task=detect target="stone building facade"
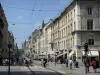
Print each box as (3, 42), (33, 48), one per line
(25, 0), (100, 63)
(0, 3), (9, 64)
(0, 3), (8, 50)
(50, 0), (100, 64)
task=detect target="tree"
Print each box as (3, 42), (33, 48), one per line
(18, 49), (25, 55)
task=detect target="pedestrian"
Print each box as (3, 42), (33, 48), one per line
(91, 59), (97, 73)
(69, 58), (73, 70)
(65, 58), (68, 67)
(75, 60), (79, 68)
(84, 58), (90, 73)
(50, 58), (53, 63)
(43, 58), (47, 67)
(96, 58), (99, 72)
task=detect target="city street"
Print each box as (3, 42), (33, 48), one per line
(0, 0), (100, 75)
(0, 61), (100, 75)
(31, 60), (100, 75)
(0, 61), (62, 75)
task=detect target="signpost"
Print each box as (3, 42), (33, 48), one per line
(8, 43), (12, 75)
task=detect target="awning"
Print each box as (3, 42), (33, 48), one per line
(68, 51), (75, 58)
(56, 52), (67, 58)
(82, 51), (99, 56)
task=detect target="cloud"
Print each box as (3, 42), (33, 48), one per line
(16, 16), (23, 20)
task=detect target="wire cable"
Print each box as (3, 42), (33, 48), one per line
(3, 5), (63, 11)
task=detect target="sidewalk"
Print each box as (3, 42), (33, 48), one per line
(48, 62), (70, 75)
(48, 62), (100, 75)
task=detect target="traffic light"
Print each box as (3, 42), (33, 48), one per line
(84, 43), (88, 52)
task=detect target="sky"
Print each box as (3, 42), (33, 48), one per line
(0, 0), (72, 49)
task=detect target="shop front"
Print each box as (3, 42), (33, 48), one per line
(82, 50), (99, 62)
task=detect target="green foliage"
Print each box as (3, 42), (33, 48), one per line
(19, 49), (25, 55)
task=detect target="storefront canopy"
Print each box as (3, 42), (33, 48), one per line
(82, 51), (99, 56)
(56, 52), (67, 58)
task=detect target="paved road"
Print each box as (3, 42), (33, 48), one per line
(32, 60), (100, 75)
(0, 60), (99, 75)
(0, 66), (23, 75)
(0, 63), (61, 75)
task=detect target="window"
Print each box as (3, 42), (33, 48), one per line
(88, 39), (94, 45)
(74, 9), (75, 17)
(87, 7), (92, 15)
(64, 28), (65, 36)
(73, 37), (74, 46)
(87, 20), (93, 30)
(68, 26), (69, 34)
(74, 22), (76, 30)
(71, 24), (72, 32)
(62, 41), (63, 48)
(64, 41), (65, 48)
(66, 27), (67, 36)
(66, 40), (67, 48)
(68, 14), (69, 21)
(66, 16), (67, 23)
(71, 12), (72, 19)
(59, 31), (61, 38)
(62, 29), (63, 37)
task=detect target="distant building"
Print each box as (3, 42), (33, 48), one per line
(8, 31), (15, 50)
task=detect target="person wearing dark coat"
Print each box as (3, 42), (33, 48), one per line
(96, 59), (99, 72)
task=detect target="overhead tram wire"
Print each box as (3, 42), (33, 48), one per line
(8, 21), (33, 25)
(30, 0), (36, 21)
(3, 5), (62, 12)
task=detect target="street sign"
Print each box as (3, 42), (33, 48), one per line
(8, 43), (12, 49)
(76, 45), (81, 49)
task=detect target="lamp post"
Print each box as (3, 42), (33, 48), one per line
(8, 42), (12, 75)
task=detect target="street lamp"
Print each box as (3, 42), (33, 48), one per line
(8, 42), (12, 75)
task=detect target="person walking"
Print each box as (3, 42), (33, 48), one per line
(65, 58), (68, 67)
(84, 58), (90, 73)
(91, 59), (97, 73)
(96, 58), (99, 72)
(43, 58), (47, 67)
(69, 59), (73, 70)
(75, 60), (79, 68)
